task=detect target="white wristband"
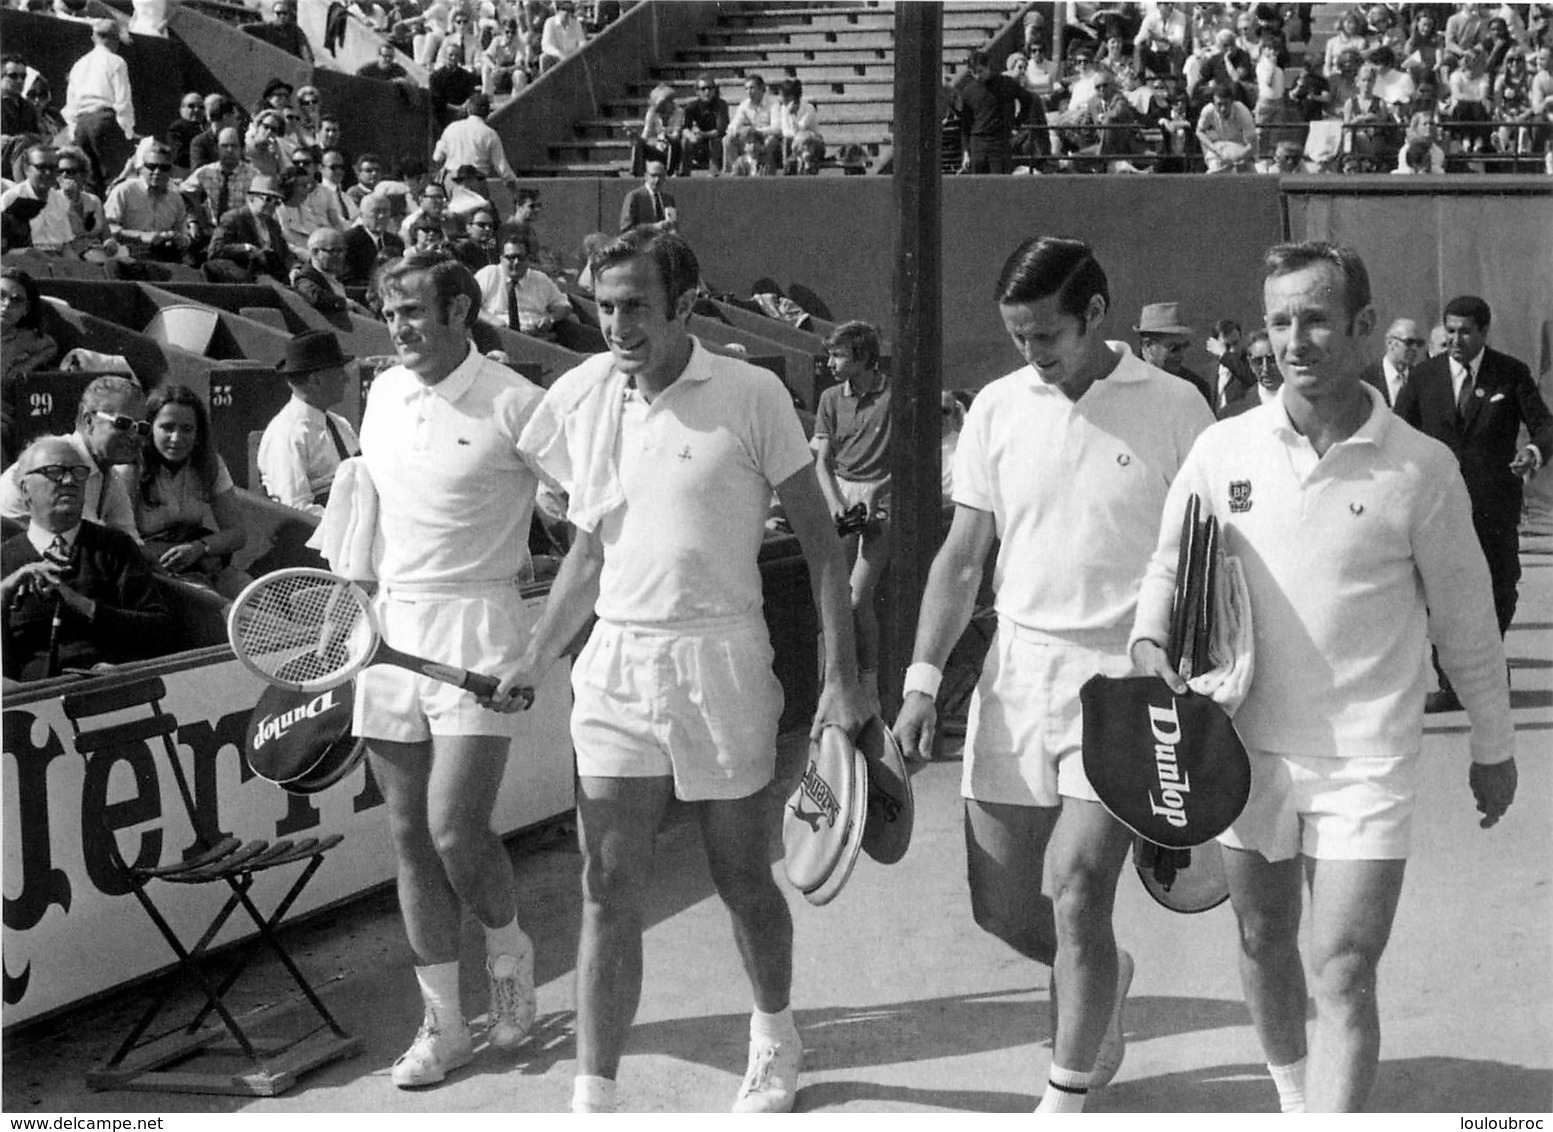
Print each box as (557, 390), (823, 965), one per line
(903, 662), (943, 700)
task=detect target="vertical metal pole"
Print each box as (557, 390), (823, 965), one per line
(883, 2), (943, 710)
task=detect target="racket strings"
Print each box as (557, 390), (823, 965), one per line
(234, 575), (370, 684)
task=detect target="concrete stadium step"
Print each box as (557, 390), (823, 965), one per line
(695, 28), (992, 51)
(606, 87), (896, 116)
(650, 63), (901, 84)
(555, 123), (890, 155)
(713, 10), (1019, 33)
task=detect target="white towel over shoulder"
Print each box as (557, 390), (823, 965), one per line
(304, 456), (383, 580)
(517, 351), (629, 533)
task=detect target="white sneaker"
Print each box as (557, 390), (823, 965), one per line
(391, 1011), (474, 1088)
(731, 1036), (802, 1113)
(1090, 949), (1134, 1089)
(486, 938), (537, 1050)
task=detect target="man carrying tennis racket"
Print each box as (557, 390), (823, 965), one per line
(892, 236), (1213, 1112)
(358, 251), (547, 1088)
(497, 228), (868, 1113)
(1130, 242), (1517, 1112)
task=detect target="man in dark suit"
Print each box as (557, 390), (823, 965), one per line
(618, 160), (677, 233)
(1359, 317), (1424, 407)
(1395, 294), (1553, 711)
(341, 191), (404, 289)
(205, 173), (292, 283)
(2, 436), (168, 683)
(1220, 329), (1280, 418)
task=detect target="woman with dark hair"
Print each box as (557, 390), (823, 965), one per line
(136, 383), (249, 597)
(1, 267), (60, 465)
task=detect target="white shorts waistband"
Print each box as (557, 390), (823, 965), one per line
(995, 616), (1131, 649)
(600, 612), (766, 638)
(380, 576), (524, 602)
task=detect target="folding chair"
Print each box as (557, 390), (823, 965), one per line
(62, 676), (361, 1096)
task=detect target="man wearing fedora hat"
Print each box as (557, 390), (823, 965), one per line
(257, 330), (359, 517)
(205, 173), (292, 283)
(62, 19), (137, 196)
(1136, 301), (1214, 407)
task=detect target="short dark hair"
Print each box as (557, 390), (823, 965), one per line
(994, 235), (1110, 321)
(397, 156), (428, 180)
(465, 92), (491, 117)
(356, 151), (385, 169)
(319, 112), (341, 127)
(1262, 241), (1372, 320)
(967, 50), (990, 69)
(1211, 82), (1236, 101)
(824, 320), (882, 368)
(206, 94), (235, 121)
(1443, 295), (1491, 332)
(515, 188), (541, 206)
(1212, 318), (1242, 339)
(0, 266), (46, 332)
(589, 227), (700, 310)
(377, 250), (481, 328)
(783, 78), (803, 101)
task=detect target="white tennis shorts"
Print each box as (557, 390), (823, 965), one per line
(570, 615), (783, 802)
(962, 619), (1133, 808)
(353, 582), (533, 744)
(1218, 750), (1419, 862)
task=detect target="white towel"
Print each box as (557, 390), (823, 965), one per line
(517, 351), (629, 533)
(304, 456), (382, 580)
(1187, 551), (1255, 716)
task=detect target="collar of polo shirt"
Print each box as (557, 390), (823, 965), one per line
(399, 341), (480, 402)
(1267, 382), (1387, 446)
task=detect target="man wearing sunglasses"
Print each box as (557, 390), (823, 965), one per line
(2, 435), (168, 684)
(165, 91), (206, 171)
(0, 145), (76, 253)
(2, 54), (42, 172)
(205, 173), (292, 283)
(241, 1), (314, 65)
(0, 375), (144, 540)
(682, 74), (730, 175)
(104, 142), (189, 263)
(1359, 317), (1424, 408)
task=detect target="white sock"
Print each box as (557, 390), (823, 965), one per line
(482, 914), (530, 961)
(751, 1005), (798, 1045)
(1035, 1065), (1090, 1114)
(414, 961), (464, 1028)
(572, 1074), (617, 1113)
(1268, 1057), (1306, 1113)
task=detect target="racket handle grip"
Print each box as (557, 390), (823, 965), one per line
(459, 670), (535, 711)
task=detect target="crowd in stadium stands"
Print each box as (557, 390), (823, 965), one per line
(953, 3), (1553, 174)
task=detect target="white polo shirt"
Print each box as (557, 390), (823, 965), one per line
(1131, 385), (1514, 766)
(953, 342), (1212, 635)
(531, 340), (813, 625)
(359, 344), (543, 586)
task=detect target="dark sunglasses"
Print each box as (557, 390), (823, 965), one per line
(470, 219), (496, 228)
(29, 161), (58, 171)
(142, 162), (173, 172)
(56, 166), (83, 177)
(300, 97), (320, 105)
(183, 101), (204, 110)
(93, 411), (152, 435)
(1248, 354), (1277, 366)
(322, 162), (347, 169)
(1389, 336), (1426, 347)
(24, 464), (92, 485)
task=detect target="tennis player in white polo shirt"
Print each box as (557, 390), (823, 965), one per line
(360, 250), (546, 1088)
(496, 228), (868, 1114)
(893, 236), (1213, 1113)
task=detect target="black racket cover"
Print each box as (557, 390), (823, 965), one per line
(246, 680), (360, 792)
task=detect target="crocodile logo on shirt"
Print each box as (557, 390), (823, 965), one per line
(1229, 480), (1252, 513)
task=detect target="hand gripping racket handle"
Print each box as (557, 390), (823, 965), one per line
(391, 650), (534, 709)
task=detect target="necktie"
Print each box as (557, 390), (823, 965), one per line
(216, 172), (231, 220)
(651, 191), (662, 220)
(507, 277), (520, 330)
(43, 534), (71, 570)
(323, 414), (353, 460)
(336, 187), (349, 217)
(1456, 363), (1475, 420)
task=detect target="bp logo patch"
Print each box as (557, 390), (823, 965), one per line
(1228, 481), (1252, 513)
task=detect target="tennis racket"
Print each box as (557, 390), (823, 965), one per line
(227, 568), (532, 707)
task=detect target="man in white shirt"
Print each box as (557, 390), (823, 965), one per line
(892, 236), (1212, 1114)
(431, 93), (518, 200)
(0, 146), (77, 252)
(724, 74), (781, 174)
(257, 330), (359, 516)
(539, 0), (585, 71)
(773, 78), (823, 173)
(1132, 242), (1517, 1113)
(104, 142), (189, 263)
(0, 375), (143, 539)
(502, 228), (868, 1114)
(62, 19), (136, 196)
(474, 237), (572, 340)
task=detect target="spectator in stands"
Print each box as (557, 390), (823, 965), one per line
(775, 79), (824, 174)
(421, 7), (478, 71)
(52, 147), (113, 254)
(346, 152), (387, 210)
(1342, 63), (1397, 170)
(1021, 41), (1060, 102)
(1208, 317), (1254, 413)
(1445, 46), (1494, 155)
(1135, 302), (1212, 405)
(1, 145), (76, 253)
(1134, 1), (1190, 78)
(1445, 4), (1491, 68)
(1253, 39), (1288, 156)
(1494, 50), (1537, 156)
(315, 117), (349, 173)
(432, 93), (519, 199)
(360, 40), (411, 82)
(452, 202), (499, 269)
(408, 213), (448, 252)
(244, 110), (293, 179)
(188, 95), (239, 170)
(256, 330), (358, 518)
(165, 92), (205, 171)
(278, 150), (345, 253)
(291, 226), (371, 316)
(205, 173), (292, 283)
(632, 84), (684, 178)
(134, 383), (248, 598)
(292, 85), (325, 148)
(400, 179), (460, 244)
(960, 50), (1031, 174)
(105, 142), (188, 263)
(376, 156), (430, 223)
(1370, 46), (1416, 112)
(441, 163), (485, 217)
(1197, 83), (1258, 171)
(1402, 9), (1446, 85)
(1400, 83), (1447, 172)
(1097, 34), (1137, 87)
(341, 190), (404, 287)
(508, 189), (566, 278)
(540, 0), (586, 72)
(1219, 328), (1279, 416)
(62, 20), (136, 197)
(1289, 57), (1334, 123)
(475, 236), (573, 340)
(618, 159), (676, 232)
(2, 55), (42, 178)
(1360, 317), (1424, 407)
(682, 74), (729, 175)
(319, 148), (358, 221)
(1, 435), (169, 684)
(1324, 9), (1371, 77)
(1482, 16), (1518, 79)
(938, 389), (963, 507)
(725, 74), (781, 175)
(243, 0), (314, 65)
(181, 127), (257, 231)
(254, 78), (300, 143)
(482, 18), (526, 97)
(22, 76), (65, 153)
(0, 374), (144, 539)
(1, 268), (60, 416)
(1260, 137), (1308, 173)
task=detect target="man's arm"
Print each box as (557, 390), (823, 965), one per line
(1505, 355), (1553, 474)
(774, 463), (869, 738)
(811, 435), (845, 517)
(111, 55), (135, 138)
(890, 503), (997, 760)
(257, 427), (326, 516)
(490, 521), (603, 709)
